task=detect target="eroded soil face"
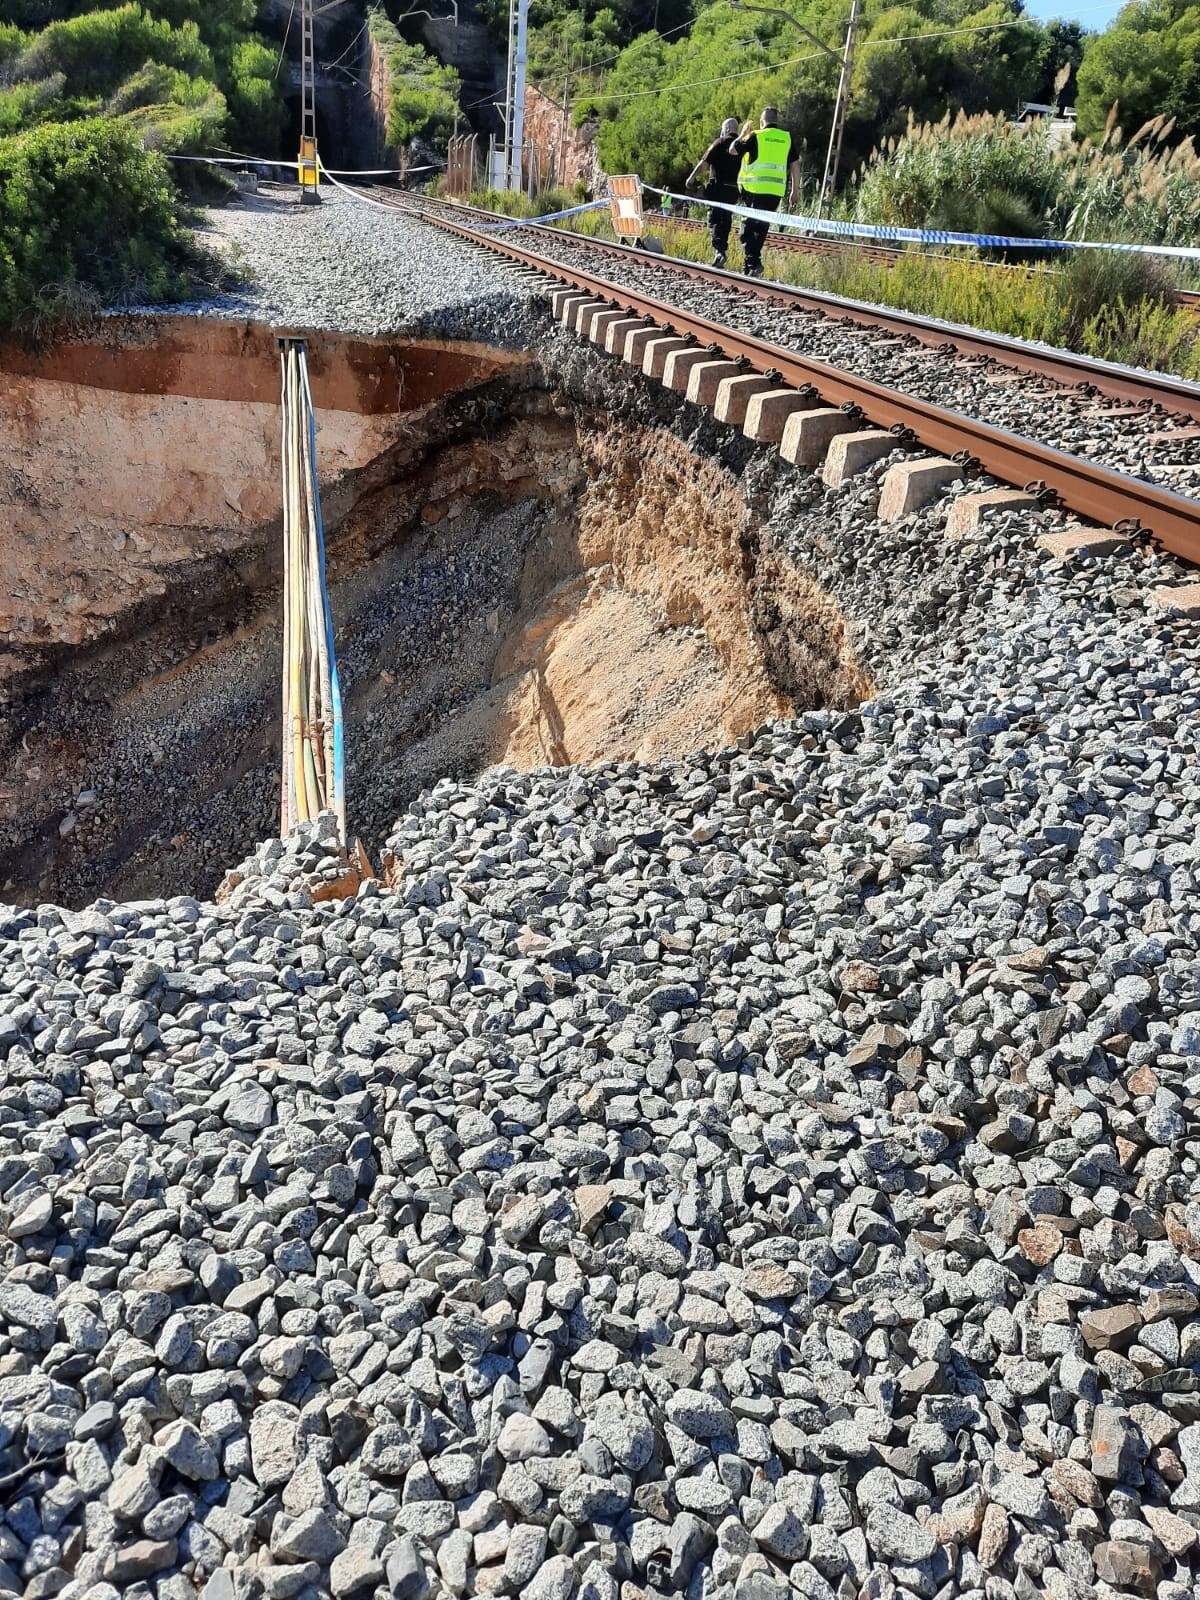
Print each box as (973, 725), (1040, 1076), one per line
(0, 323), (867, 907)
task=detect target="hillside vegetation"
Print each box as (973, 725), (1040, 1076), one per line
(369, 7), (461, 151)
(0, 0), (282, 154)
(4, 0), (1200, 336)
(0, 0), (284, 333)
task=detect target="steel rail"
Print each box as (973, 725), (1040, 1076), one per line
(376, 189), (1200, 422)
(409, 200), (1200, 565)
(412, 189), (1200, 304)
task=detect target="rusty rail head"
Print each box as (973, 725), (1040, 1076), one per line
(413, 203), (1200, 567)
(387, 189), (1200, 426)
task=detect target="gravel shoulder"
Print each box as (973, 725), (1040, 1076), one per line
(2, 469), (1200, 1600)
(177, 188), (538, 343)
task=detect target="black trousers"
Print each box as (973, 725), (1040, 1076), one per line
(706, 184), (737, 253)
(739, 189), (781, 266)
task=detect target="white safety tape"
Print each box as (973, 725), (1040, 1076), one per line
(473, 200), (609, 230)
(167, 154), (443, 175)
(323, 168), (605, 229)
(646, 185), (1200, 262)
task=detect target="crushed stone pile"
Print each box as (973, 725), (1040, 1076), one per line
(2, 530), (1200, 1600)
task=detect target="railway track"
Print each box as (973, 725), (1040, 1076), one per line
(377, 188), (1200, 424)
(358, 186), (1200, 571)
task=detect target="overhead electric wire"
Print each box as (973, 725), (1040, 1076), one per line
(274, 0), (297, 79)
(455, 15), (696, 115)
(537, 13), (1066, 109)
(584, 47), (827, 101)
(321, 13), (373, 72)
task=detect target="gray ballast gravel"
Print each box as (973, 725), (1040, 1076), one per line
(177, 188), (538, 343)
(2, 493), (1200, 1600)
(7, 288), (1200, 1595)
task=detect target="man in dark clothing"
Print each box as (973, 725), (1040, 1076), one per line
(732, 106), (801, 277)
(686, 117), (741, 267)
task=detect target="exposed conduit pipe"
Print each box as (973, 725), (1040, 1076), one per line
(278, 337), (346, 840)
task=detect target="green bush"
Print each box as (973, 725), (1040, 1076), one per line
(13, 6), (214, 99)
(370, 12), (461, 150)
(2, 2), (286, 157)
(120, 89), (227, 153)
(106, 60), (214, 114)
(1056, 246), (1175, 344)
(0, 75), (69, 137)
(0, 117), (199, 330)
(225, 38), (285, 154)
(1078, 293), (1200, 378)
(467, 185), (581, 216)
(0, 23), (28, 67)
(0, 0), (288, 337)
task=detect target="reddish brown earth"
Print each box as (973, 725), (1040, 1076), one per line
(0, 317), (527, 685)
(0, 316), (865, 906)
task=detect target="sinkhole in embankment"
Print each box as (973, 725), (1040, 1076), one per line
(0, 316), (868, 909)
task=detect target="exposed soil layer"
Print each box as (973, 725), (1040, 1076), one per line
(0, 318), (528, 687)
(0, 319), (865, 908)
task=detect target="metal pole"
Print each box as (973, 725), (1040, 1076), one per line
(501, 0), (516, 188)
(509, 0), (528, 193)
(299, 0), (320, 203)
(817, 0), (858, 220)
(560, 72), (571, 188)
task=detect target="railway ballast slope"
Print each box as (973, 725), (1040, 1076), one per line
(0, 522), (1199, 1600)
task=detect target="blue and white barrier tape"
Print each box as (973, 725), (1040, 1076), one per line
(647, 186), (1200, 262)
(473, 199), (609, 230)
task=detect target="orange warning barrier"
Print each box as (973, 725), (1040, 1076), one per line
(607, 175), (644, 240)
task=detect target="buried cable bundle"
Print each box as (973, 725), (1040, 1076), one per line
(278, 338), (346, 841)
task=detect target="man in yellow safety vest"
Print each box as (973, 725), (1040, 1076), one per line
(732, 107), (800, 277)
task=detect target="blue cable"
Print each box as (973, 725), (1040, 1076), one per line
(301, 359), (346, 834)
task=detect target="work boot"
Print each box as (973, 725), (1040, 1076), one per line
(711, 251), (727, 268)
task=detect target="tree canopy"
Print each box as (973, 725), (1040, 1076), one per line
(541, 0), (1198, 191)
(578, 0), (1072, 190)
(1076, 0), (1200, 142)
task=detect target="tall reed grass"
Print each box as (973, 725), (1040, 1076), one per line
(853, 110), (1200, 252)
